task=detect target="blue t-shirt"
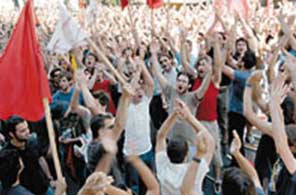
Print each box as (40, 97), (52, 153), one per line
(256, 187), (265, 195)
(51, 87), (84, 113)
(229, 70), (252, 115)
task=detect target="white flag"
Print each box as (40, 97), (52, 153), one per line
(47, 1), (89, 54)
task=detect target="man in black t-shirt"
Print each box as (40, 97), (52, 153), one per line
(0, 116), (53, 195)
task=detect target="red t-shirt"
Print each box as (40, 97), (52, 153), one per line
(192, 78), (219, 121)
(92, 80), (116, 115)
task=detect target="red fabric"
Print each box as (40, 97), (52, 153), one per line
(121, 0), (129, 10)
(192, 79), (219, 121)
(0, 0), (51, 121)
(147, 0), (163, 9)
(92, 80), (116, 115)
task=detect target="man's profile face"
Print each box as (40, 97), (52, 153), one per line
(14, 121), (30, 142)
(99, 117), (115, 139)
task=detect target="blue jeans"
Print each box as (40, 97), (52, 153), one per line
(6, 185), (35, 195)
(125, 150), (155, 195)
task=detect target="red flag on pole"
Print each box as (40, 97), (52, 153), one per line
(147, 0), (163, 9)
(0, 0), (51, 121)
(121, 0), (129, 10)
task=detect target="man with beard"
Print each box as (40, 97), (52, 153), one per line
(150, 40), (212, 157)
(0, 116), (54, 195)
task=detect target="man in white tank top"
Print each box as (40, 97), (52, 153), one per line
(123, 57), (155, 195)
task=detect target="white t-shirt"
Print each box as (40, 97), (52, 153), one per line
(156, 151), (209, 195)
(124, 96), (152, 156)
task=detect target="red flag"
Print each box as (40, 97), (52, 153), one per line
(147, 0), (163, 9)
(0, 0), (51, 121)
(121, 0), (129, 10)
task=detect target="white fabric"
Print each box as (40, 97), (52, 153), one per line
(124, 96), (152, 156)
(156, 151), (209, 195)
(47, 0), (89, 54)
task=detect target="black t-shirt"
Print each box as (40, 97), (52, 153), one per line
(0, 137), (49, 194)
(276, 166), (296, 195)
(87, 141), (124, 187)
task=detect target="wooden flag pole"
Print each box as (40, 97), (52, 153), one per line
(87, 38), (126, 85)
(42, 98), (63, 180)
(151, 8), (154, 40)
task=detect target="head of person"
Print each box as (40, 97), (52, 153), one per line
(235, 38), (249, 56)
(176, 72), (192, 95)
(90, 113), (114, 140)
(285, 124), (296, 155)
(6, 116), (30, 144)
(195, 55), (212, 78)
(93, 91), (110, 113)
(167, 136), (188, 164)
(131, 79), (145, 104)
(222, 167), (256, 195)
(122, 47), (133, 59)
(58, 71), (73, 92)
(82, 52), (98, 69)
(159, 53), (173, 73)
(50, 68), (62, 84)
(239, 51), (256, 70)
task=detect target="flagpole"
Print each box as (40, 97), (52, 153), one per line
(87, 38), (126, 85)
(42, 98), (64, 181)
(151, 7), (154, 40)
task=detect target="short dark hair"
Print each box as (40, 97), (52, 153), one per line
(167, 136), (188, 163)
(90, 114), (113, 138)
(58, 71), (73, 82)
(50, 68), (62, 79)
(242, 51), (256, 70)
(222, 167), (256, 195)
(5, 116), (25, 136)
(177, 72), (193, 86)
(93, 91), (110, 107)
(236, 37), (249, 49)
(82, 52), (98, 65)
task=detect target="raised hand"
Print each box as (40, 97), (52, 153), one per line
(270, 74), (289, 104)
(175, 98), (192, 121)
(230, 130), (242, 155)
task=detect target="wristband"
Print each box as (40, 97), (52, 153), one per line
(192, 157), (201, 164)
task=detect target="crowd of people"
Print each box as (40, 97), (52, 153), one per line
(0, 0), (296, 194)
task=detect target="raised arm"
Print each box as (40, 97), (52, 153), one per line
(243, 71), (272, 136)
(213, 33), (224, 85)
(193, 59), (212, 101)
(150, 43), (170, 90)
(155, 111), (178, 152)
(180, 30), (197, 78)
(270, 76), (296, 174)
(176, 99), (215, 163)
(222, 64), (235, 80)
(181, 131), (212, 195)
(112, 84), (133, 141)
(127, 156), (160, 195)
(230, 130), (262, 188)
(77, 71), (102, 115)
(136, 57), (154, 97)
